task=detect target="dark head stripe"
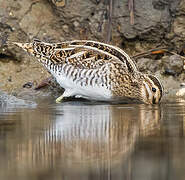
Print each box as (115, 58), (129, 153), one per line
(148, 75), (164, 97)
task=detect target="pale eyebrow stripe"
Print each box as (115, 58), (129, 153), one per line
(68, 51), (86, 59)
(143, 81), (152, 99)
(70, 40), (137, 71)
(69, 44), (120, 61)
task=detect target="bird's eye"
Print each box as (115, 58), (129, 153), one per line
(152, 87), (156, 92)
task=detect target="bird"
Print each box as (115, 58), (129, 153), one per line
(13, 39), (164, 104)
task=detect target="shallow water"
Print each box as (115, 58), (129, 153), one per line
(0, 99), (185, 180)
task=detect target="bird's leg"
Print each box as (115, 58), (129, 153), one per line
(56, 89), (74, 103)
(56, 95), (64, 103)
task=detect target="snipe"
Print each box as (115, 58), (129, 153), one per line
(14, 39), (163, 104)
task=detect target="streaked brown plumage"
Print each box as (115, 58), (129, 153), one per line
(13, 39), (164, 104)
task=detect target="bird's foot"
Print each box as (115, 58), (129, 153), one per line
(56, 89), (74, 103)
(56, 95), (64, 103)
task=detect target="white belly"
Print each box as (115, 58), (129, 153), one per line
(54, 73), (113, 101)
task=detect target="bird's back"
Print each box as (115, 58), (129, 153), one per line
(23, 39), (137, 71)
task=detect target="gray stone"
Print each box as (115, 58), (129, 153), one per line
(115, 0), (180, 41)
(62, 24), (69, 33)
(0, 91), (36, 107)
(48, 0), (181, 41)
(136, 58), (162, 73)
(162, 55), (184, 75)
(169, 0), (185, 49)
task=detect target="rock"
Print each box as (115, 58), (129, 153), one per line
(0, 91), (36, 107)
(62, 24), (69, 33)
(158, 74), (183, 99)
(176, 87), (185, 97)
(48, 0), (181, 42)
(0, 0), (66, 60)
(51, 0), (66, 7)
(22, 82), (34, 88)
(169, 0), (185, 49)
(136, 58), (162, 73)
(19, 1), (54, 38)
(162, 55), (184, 75)
(73, 21), (80, 28)
(49, 0), (95, 19)
(115, 0), (180, 41)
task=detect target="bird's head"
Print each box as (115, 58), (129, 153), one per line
(140, 74), (164, 104)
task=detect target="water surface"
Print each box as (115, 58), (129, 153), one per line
(0, 100), (185, 180)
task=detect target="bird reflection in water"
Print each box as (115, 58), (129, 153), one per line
(13, 103), (161, 174)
